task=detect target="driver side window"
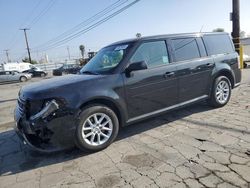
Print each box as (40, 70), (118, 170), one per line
(130, 41), (169, 68)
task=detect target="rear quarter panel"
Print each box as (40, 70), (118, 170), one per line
(211, 52), (241, 88)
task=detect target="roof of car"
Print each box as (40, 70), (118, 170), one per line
(107, 32), (229, 47)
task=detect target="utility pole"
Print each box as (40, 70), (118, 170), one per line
(4, 49), (10, 62)
(67, 46), (71, 60)
(231, 0), (240, 54)
(20, 28), (32, 64)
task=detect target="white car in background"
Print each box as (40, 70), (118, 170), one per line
(243, 54), (250, 68)
(1, 62), (38, 72)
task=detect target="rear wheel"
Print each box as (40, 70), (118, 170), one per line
(75, 105), (119, 152)
(207, 76), (231, 107)
(41, 73), (46, 77)
(20, 76), (27, 82)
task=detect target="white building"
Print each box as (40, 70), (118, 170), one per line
(241, 37), (250, 56)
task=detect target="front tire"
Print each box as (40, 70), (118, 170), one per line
(75, 105), (119, 152)
(207, 76), (231, 107)
(20, 76), (27, 82)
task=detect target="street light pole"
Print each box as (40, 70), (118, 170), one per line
(67, 46), (71, 60)
(231, 0), (240, 54)
(20, 28), (32, 64)
(4, 49), (10, 62)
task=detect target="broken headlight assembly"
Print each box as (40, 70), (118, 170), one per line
(30, 99), (59, 122)
(29, 99), (61, 123)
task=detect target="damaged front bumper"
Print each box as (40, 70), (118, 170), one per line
(14, 99), (77, 152)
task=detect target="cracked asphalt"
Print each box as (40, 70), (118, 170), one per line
(0, 70), (250, 188)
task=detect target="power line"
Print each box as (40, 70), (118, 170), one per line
(34, 0), (140, 52)
(7, 0), (56, 50)
(33, 0), (128, 50)
(43, 0), (140, 50)
(21, 0), (43, 28)
(27, 0), (57, 28)
(7, 0), (55, 60)
(7, 0), (43, 49)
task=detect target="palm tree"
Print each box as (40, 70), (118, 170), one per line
(79, 45), (85, 59)
(136, 33), (141, 38)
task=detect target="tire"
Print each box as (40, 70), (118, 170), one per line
(243, 62), (247, 68)
(75, 104), (119, 152)
(41, 73), (46, 77)
(207, 76), (231, 107)
(20, 76), (27, 82)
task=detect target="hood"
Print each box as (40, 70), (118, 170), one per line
(20, 74), (104, 100)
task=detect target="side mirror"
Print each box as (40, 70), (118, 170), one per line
(126, 61), (148, 74)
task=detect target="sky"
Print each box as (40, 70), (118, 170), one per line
(0, 0), (250, 62)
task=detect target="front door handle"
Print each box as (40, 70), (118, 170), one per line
(206, 63), (214, 67)
(164, 72), (175, 78)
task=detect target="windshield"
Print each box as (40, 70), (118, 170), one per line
(80, 44), (129, 74)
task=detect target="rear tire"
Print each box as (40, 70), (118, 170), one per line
(20, 76), (27, 82)
(207, 76), (231, 107)
(41, 73), (46, 77)
(75, 104), (119, 152)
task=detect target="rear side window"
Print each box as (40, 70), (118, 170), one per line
(130, 41), (169, 68)
(172, 38), (200, 62)
(203, 34), (234, 56)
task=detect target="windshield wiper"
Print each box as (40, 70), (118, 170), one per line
(81, 71), (99, 75)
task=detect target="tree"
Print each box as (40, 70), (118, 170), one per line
(22, 57), (37, 64)
(79, 45), (85, 59)
(212, 28), (225, 32)
(136, 33), (141, 38)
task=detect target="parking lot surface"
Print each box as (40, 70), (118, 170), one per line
(0, 70), (250, 188)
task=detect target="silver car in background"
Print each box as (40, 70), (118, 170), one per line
(0, 71), (32, 83)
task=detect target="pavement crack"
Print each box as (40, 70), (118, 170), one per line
(195, 138), (207, 142)
(245, 150), (250, 157)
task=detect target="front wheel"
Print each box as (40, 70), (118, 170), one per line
(207, 76), (231, 107)
(20, 76), (27, 82)
(75, 105), (119, 152)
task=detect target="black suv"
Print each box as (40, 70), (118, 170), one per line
(15, 32), (241, 152)
(22, 67), (47, 77)
(52, 64), (81, 76)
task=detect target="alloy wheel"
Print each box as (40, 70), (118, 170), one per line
(81, 113), (113, 146)
(215, 80), (230, 104)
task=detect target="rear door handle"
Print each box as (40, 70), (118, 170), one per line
(164, 72), (175, 78)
